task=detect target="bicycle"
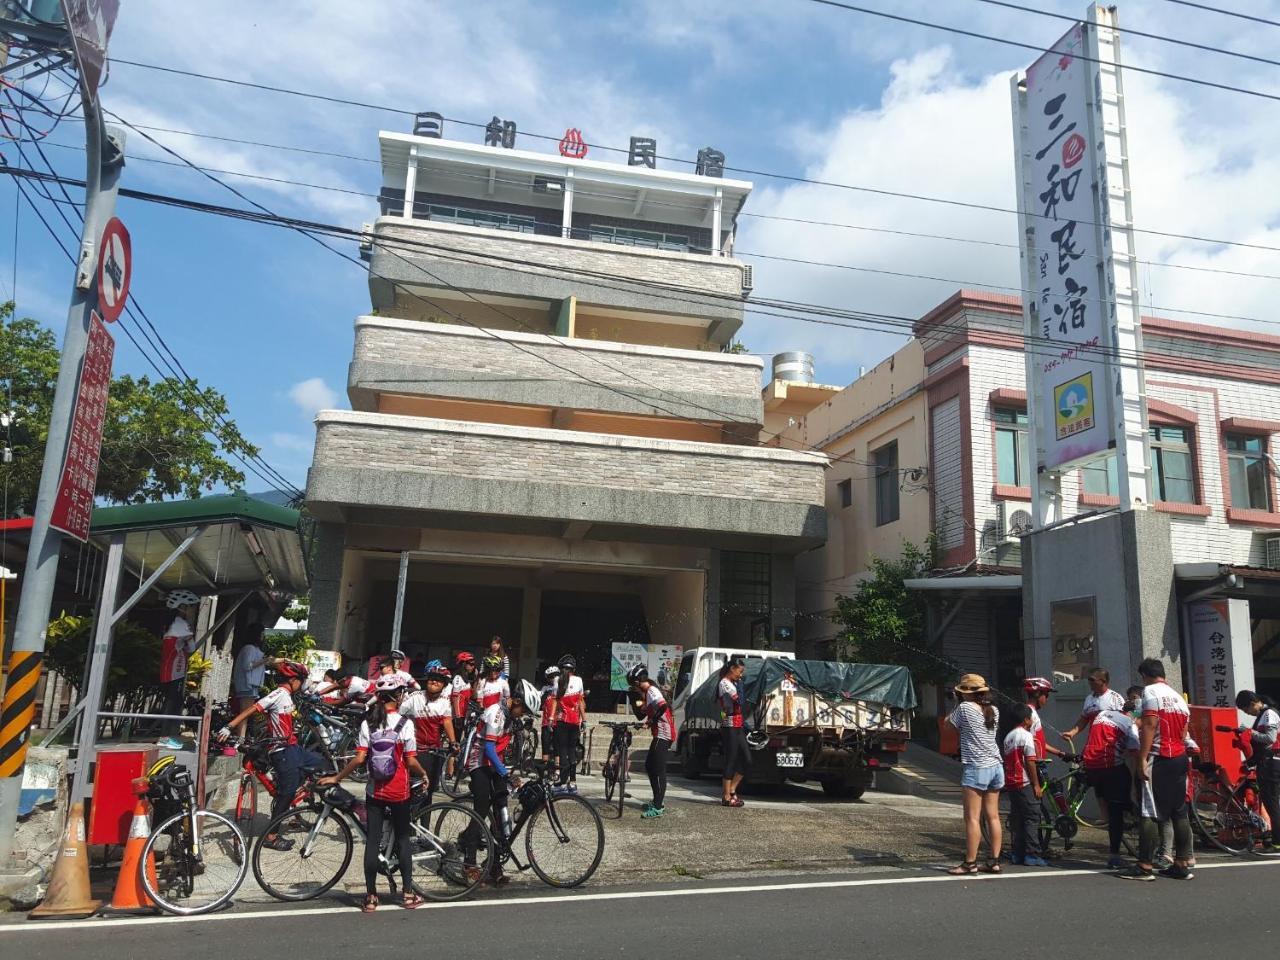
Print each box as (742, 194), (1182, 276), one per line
(252, 762), (493, 902)
(487, 760), (605, 887)
(138, 755), (249, 916)
(230, 736), (283, 837)
(599, 721), (644, 820)
(982, 755), (1138, 857)
(296, 694), (368, 783)
(1190, 724), (1271, 856)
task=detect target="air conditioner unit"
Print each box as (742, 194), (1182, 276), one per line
(1008, 509), (1033, 539)
(1266, 536), (1280, 571)
(741, 264), (754, 296)
(359, 223), (373, 259)
(533, 176), (564, 195)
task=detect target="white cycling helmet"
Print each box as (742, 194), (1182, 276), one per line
(374, 674), (407, 694)
(166, 589), (201, 609)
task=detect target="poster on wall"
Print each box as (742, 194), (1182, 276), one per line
(1188, 599), (1255, 716)
(610, 642), (683, 691)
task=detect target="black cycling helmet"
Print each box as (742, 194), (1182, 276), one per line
(626, 664), (648, 685)
(557, 654), (577, 672)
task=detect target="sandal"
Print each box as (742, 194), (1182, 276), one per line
(947, 860), (978, 876)
(979, 860), (1002, 874)
(402, 892), (424, 909)
(362, 894), (379, 913)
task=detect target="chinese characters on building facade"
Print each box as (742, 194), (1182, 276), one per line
(48, 312), (114, 543)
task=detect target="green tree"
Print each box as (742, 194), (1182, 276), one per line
(44, 611), (161, 702)
(0, 303), (260, 514)
(830, 538), (957, 687)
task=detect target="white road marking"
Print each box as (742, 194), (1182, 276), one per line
(4, 858), (1275, 933)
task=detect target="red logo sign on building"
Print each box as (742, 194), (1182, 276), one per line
(1061, 132), (1086, 170)
(558, 128), (588, 160)
(97, 216), (131, 323)
(48, 312), (114, 543)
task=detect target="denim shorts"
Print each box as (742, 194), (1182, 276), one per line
(960, 762), (1005, 791)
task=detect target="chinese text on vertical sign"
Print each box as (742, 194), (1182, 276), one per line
(1024, 24), (1112, 469)
(48, 312), (114, 542)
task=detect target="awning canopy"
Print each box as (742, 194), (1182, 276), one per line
(88, 492), (309, 595)
(904, 575), (1022, 593)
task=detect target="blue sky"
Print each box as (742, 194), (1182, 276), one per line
(5, 0), (1280, 492)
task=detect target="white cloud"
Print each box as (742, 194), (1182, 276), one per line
(288, 377), (339, 416)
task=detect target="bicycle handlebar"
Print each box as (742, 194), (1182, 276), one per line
(1214, 724), (1244, 734)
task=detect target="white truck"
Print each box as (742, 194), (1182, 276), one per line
(670, 647), (914, 799)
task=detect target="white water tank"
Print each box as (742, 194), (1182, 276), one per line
(772, 351), (815, 384)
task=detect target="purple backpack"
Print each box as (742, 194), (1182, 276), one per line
(367, 716), (408, 782)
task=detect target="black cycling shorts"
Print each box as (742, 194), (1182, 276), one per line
(541, 726), (555, 756)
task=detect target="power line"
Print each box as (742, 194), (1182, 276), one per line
(6, 95), (305, 498)
(802, 0), (1280, 104)
(970, 0), (1280, 69)
(1156, 0), (1280, 30)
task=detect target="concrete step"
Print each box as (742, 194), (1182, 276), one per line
(877, 744), (964, 804)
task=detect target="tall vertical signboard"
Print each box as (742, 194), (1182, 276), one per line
(1012, 4), (1147, 525)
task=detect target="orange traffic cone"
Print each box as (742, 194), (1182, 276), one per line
(107, 793), (157, 913)
(29, 801), (102, 920)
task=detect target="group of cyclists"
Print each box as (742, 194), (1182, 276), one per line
(214, 637), (677, 909)
(947, 659), (1280, 881)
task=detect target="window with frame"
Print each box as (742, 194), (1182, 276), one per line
(1226, 433), (1271, 511)
(1050, 597), (1097, 682)
(1080, 454), (1118, 497)
(994, 407), (1030, 487)
(873, 441), (899, 526)
(1149, 425), (1196, 504)
(837, 478), (852, 508)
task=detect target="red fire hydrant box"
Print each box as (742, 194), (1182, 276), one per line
(1188, 706), (1243, 786)
(89, 746), (158, 846)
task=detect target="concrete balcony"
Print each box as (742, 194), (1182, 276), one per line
(349, 316), (765, 426)
(306, 411), (826, 551)
(366, 217), (750, 341)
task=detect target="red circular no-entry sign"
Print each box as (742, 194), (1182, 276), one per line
(97, 217), (131, 323)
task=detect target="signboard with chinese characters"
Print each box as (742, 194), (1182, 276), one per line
(1019, 22), (1112, 470)
(609, 642), (682, 692)
(1188, 599), (1254, 718)
(48, 311), (113, 542)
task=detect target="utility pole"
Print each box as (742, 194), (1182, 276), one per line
(0, 2), (124, 868)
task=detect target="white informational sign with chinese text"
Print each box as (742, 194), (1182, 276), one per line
(1188, 599), (1254, 718)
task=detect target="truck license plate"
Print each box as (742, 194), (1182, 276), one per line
(776, 749), (804, 768)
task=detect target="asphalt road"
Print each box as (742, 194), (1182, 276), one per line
(2, 859), (1276, 958)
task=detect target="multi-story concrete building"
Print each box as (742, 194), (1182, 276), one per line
(785, 289), (1280, 726)
(304, 128), (826, 688)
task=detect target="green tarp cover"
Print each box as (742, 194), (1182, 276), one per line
(686, 658), (917, 726)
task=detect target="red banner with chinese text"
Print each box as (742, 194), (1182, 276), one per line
(48, 311), (114, 543)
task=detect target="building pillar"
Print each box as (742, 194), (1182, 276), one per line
(307, 522), (347, 653)
(770, 553), (796, 652)
(711, 187), (723, 255)
(519, 586), (541, 678)
(402, 144), (419, 218)
(561, 170), (574, 239)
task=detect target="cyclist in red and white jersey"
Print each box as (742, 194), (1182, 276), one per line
(1022, 678), (1068, 761)
(717, 657), (750, 808)
(540, 665), (559, 768)
(1123, 658), (1195, 881)
(218, 660), (323, 850)
(401, 663), (457, 804)
(553, 654), (584, 792)
(1235, 690), (1280, 853)
(377, 650), (419, 691)
(451, 652), (479, 722)
(1082, 705), (1135, 867)
(477, 655), (511, 709)
(459, 691), (526, 886)
(628, 664), (675, 819)
(1062, 668), (1127, 742)
(314, 670), (372, 704)
(321, 675), (428, 911)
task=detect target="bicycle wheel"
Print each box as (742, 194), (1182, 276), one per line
(616, 747), (629, 820)
(235, 776), (257, 837)
(411, 802), (493, 901)
(524, 793), (604, 888)
(141, 809), (248, 916)
(1192, 782), (1261, 855)
(602, 752), (617, 802)
(252, 806), (354, 901)
(1069, 773), (1107, 830)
